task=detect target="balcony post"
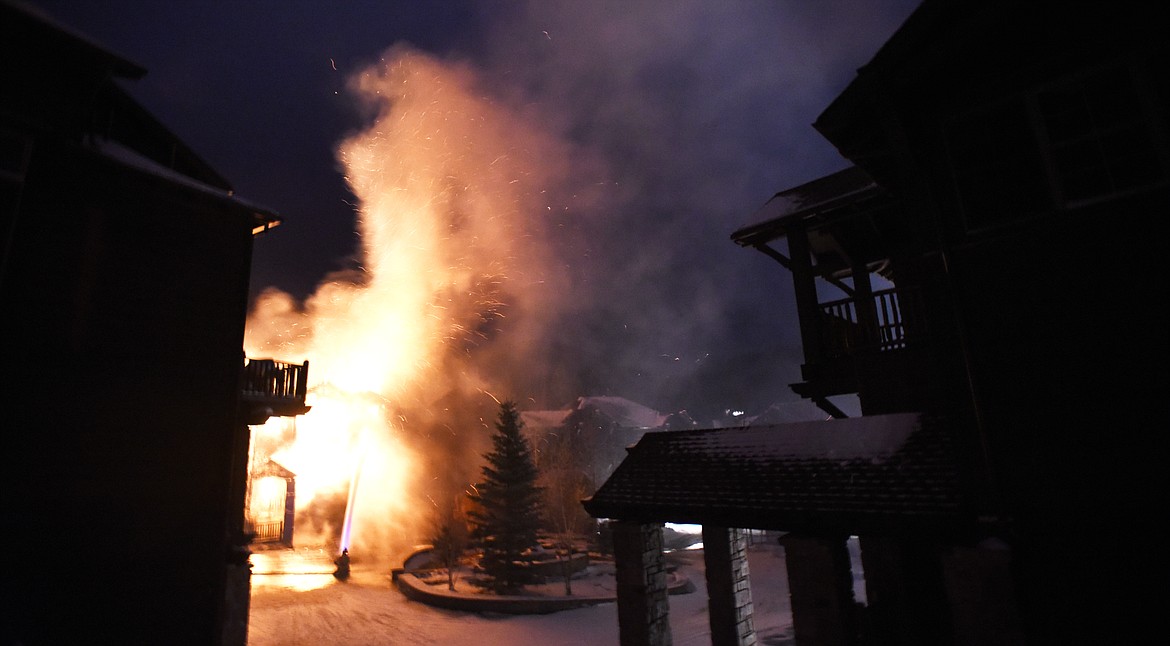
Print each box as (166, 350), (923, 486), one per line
(852, 262), (877, 349)
(788, 226), (823, 364)
(296, 361), (309, 400)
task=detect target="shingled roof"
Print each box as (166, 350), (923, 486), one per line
(582, 412), (969, 536)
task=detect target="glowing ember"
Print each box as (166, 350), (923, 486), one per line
(243, 46), (575, 559)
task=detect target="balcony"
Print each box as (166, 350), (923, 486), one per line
(793, 286), (931, 403)
(817, 287), (924, 359)
(240, 357), (310, 423)
(730, 166), (935, 406)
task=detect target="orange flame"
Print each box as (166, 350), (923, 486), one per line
(244, 46), (575, 559)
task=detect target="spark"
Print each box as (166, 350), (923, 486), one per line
(244, 47), (570, 558)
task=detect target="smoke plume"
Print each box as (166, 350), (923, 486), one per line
(245, 46), (593, 558)
(243, 0), (918, 557)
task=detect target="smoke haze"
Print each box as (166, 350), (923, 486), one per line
(240, 0), (919, 555)
(24, 0), (920, 555)
(470, 0), (919, 417)
(244, 44), (600, 556)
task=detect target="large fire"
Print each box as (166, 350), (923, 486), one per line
(243, 47), (576, 561)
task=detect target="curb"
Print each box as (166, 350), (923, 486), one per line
(392, 547), (693, 615)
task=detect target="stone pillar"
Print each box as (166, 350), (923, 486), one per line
(941, 538), (1024, 646)
(858, 535), (948, 645)
(612, 521), (672, 646)
(780, 534), (858, 646)
(703, 526), (757, 646)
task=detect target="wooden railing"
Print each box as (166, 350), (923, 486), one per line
(245, 519), (284, 543)
(818, 287), (923, 359)
(241, 358), (309, 403)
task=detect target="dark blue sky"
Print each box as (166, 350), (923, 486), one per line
(25, 0), (920, 419)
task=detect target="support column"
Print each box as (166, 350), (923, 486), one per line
(941, 539), (1023, 646)
(851, 261), (877, 349)
(858, 535), (949, 645)
(703, 526), (757, 646)
(612, 521), (672, 646)
(787, 227), (823, 364)
(281, 478), (296, 547)
(221, 421), (254, 646)
(780, 534), (858, 646)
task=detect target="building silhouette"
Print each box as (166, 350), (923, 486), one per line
(1, 3), (308, 644)
(586, 2), (1167, 644)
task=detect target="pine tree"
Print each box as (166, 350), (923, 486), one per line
(467, 400), (544, 594)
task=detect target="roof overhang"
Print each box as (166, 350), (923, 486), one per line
(732, 165), (883, 248)
(732, 166), (898, 279)
(3, 1), (147, 80)
(583, 413), (971, 536)
(89, 137), (281, 234)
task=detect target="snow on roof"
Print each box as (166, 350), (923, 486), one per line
(575, 396), (666, 429)
(521, 396), (667, 433)
(738, 412), (921, 461)
(583, 413), (967, 534)
(519, 409), (572, 431)
(89, 137), (280, 226)
(748, 400), (835, 425)
(731, 165), (881, 247)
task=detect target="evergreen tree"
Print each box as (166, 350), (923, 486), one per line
(467, 400), (544, 594)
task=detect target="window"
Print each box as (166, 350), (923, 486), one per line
(947, 100), (1050, 229)
(1037, 63), (1164, 204)
(946, 58), (1166, 231)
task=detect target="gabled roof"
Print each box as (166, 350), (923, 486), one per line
(254, 459), (296, 480)
(3, 0), (280, 233)
(574, 396), (666, 430)
(520, 395), (667, 433)
(91, 137), (280, 233)
(2, 0), (146, 80)
(583, 413), (968, 535)
(731, 165), (883, 247)
(731, 165), (901, 279)
(813, 1), (1165, 186)
(519, 409), (572, 431)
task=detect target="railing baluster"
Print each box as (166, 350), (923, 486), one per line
(888, 292), (903, 348)
(242, 358), (309, 406)
(818, 287), (919, 357)
(878, 292), (894, 349)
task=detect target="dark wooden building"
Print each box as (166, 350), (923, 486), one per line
(586, 2), (1167, 644)
(1, 3), (307, 644)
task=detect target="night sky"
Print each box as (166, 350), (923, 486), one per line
(24, 0), (920, 421)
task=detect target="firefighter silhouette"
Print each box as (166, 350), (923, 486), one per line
(333, 548), (350, 580)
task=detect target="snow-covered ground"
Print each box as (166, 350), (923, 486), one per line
(247, 533), (812, 645)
